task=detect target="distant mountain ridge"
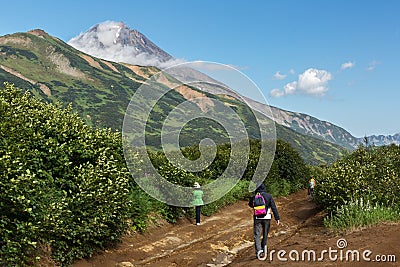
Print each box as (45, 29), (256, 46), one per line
(359, 133), (400, 146)
(268, 106), (360, 149)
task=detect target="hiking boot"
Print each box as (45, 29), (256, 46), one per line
(257, 247), (267, 261)
(257, 250), (265, 260)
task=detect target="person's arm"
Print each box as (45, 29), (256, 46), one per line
(268, 195), (280, 224)
(248, 196), (253, 208)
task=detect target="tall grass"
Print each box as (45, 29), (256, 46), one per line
(324, 198), (400, 232)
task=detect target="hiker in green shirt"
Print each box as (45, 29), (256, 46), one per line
(192, 182), (204, 225)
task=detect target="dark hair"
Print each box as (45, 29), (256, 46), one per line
(256, 183), (267, 193)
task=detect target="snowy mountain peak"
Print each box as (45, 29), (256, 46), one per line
(87, 21), (130, 46)
(68, 21), (179, 67)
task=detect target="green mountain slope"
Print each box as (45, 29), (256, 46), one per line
(0, 30), (346, 164)
(276, 124), (345, 165)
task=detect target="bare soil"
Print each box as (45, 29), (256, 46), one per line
(73, 190), (399, 267)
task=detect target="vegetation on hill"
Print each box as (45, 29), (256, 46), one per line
(276, 124), (346, 165)
(0, 31), (346, 165)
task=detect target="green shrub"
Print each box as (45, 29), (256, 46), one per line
(315, 144), (400, 212)
(128, 186), (154, 232)
(201, 180), (250, 216)
(158, 204), (188, 223)
(0, 83), (132, 266)
(265, 178), (292, 197)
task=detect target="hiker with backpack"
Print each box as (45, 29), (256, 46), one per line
(308, 178), (316, 200)
(248, 183), (280, 260)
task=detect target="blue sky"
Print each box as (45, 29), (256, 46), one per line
(1, 0), (399, 137)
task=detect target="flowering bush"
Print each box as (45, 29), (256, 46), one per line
(0, 83), (132, 266)
(315, 144), (400, 212)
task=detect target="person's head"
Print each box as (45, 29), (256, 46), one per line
(194, 182), (201, 189)
(255, 183), (267, 193)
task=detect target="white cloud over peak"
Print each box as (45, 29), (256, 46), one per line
(68, 21), (184, 68)
(341, 61), (355, 70)
(269, 68), (333, 98)
(273, 71), (287, 80)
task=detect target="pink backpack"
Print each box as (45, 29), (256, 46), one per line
(253, 193), (267, 217)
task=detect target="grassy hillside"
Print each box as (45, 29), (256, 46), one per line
(0, 30), (148, 129)
(276, 124), (346, 165)
(0, 30), (346, 164)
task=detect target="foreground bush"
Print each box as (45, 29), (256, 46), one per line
(0, 83), (132, 266)
(315, 144), (400, 211)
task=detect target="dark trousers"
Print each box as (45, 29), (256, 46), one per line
(254, 219), (271, 254)
(195, 206), (201, 224)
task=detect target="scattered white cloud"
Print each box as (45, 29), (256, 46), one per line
(269, 88), (285, 98)
(269, 68), (333, 98)
(273, 71), (287, 80)
(341, 61), (355, 70)
(366, 60), (380, 71)
(284, 81), (297, 95)
(289, 69), (295, 75)
(68, 20), (184, 68)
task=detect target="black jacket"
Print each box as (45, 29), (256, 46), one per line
(248, 184), (280, 221)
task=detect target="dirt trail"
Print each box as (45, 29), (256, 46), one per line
(73, 190), (399, 267)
